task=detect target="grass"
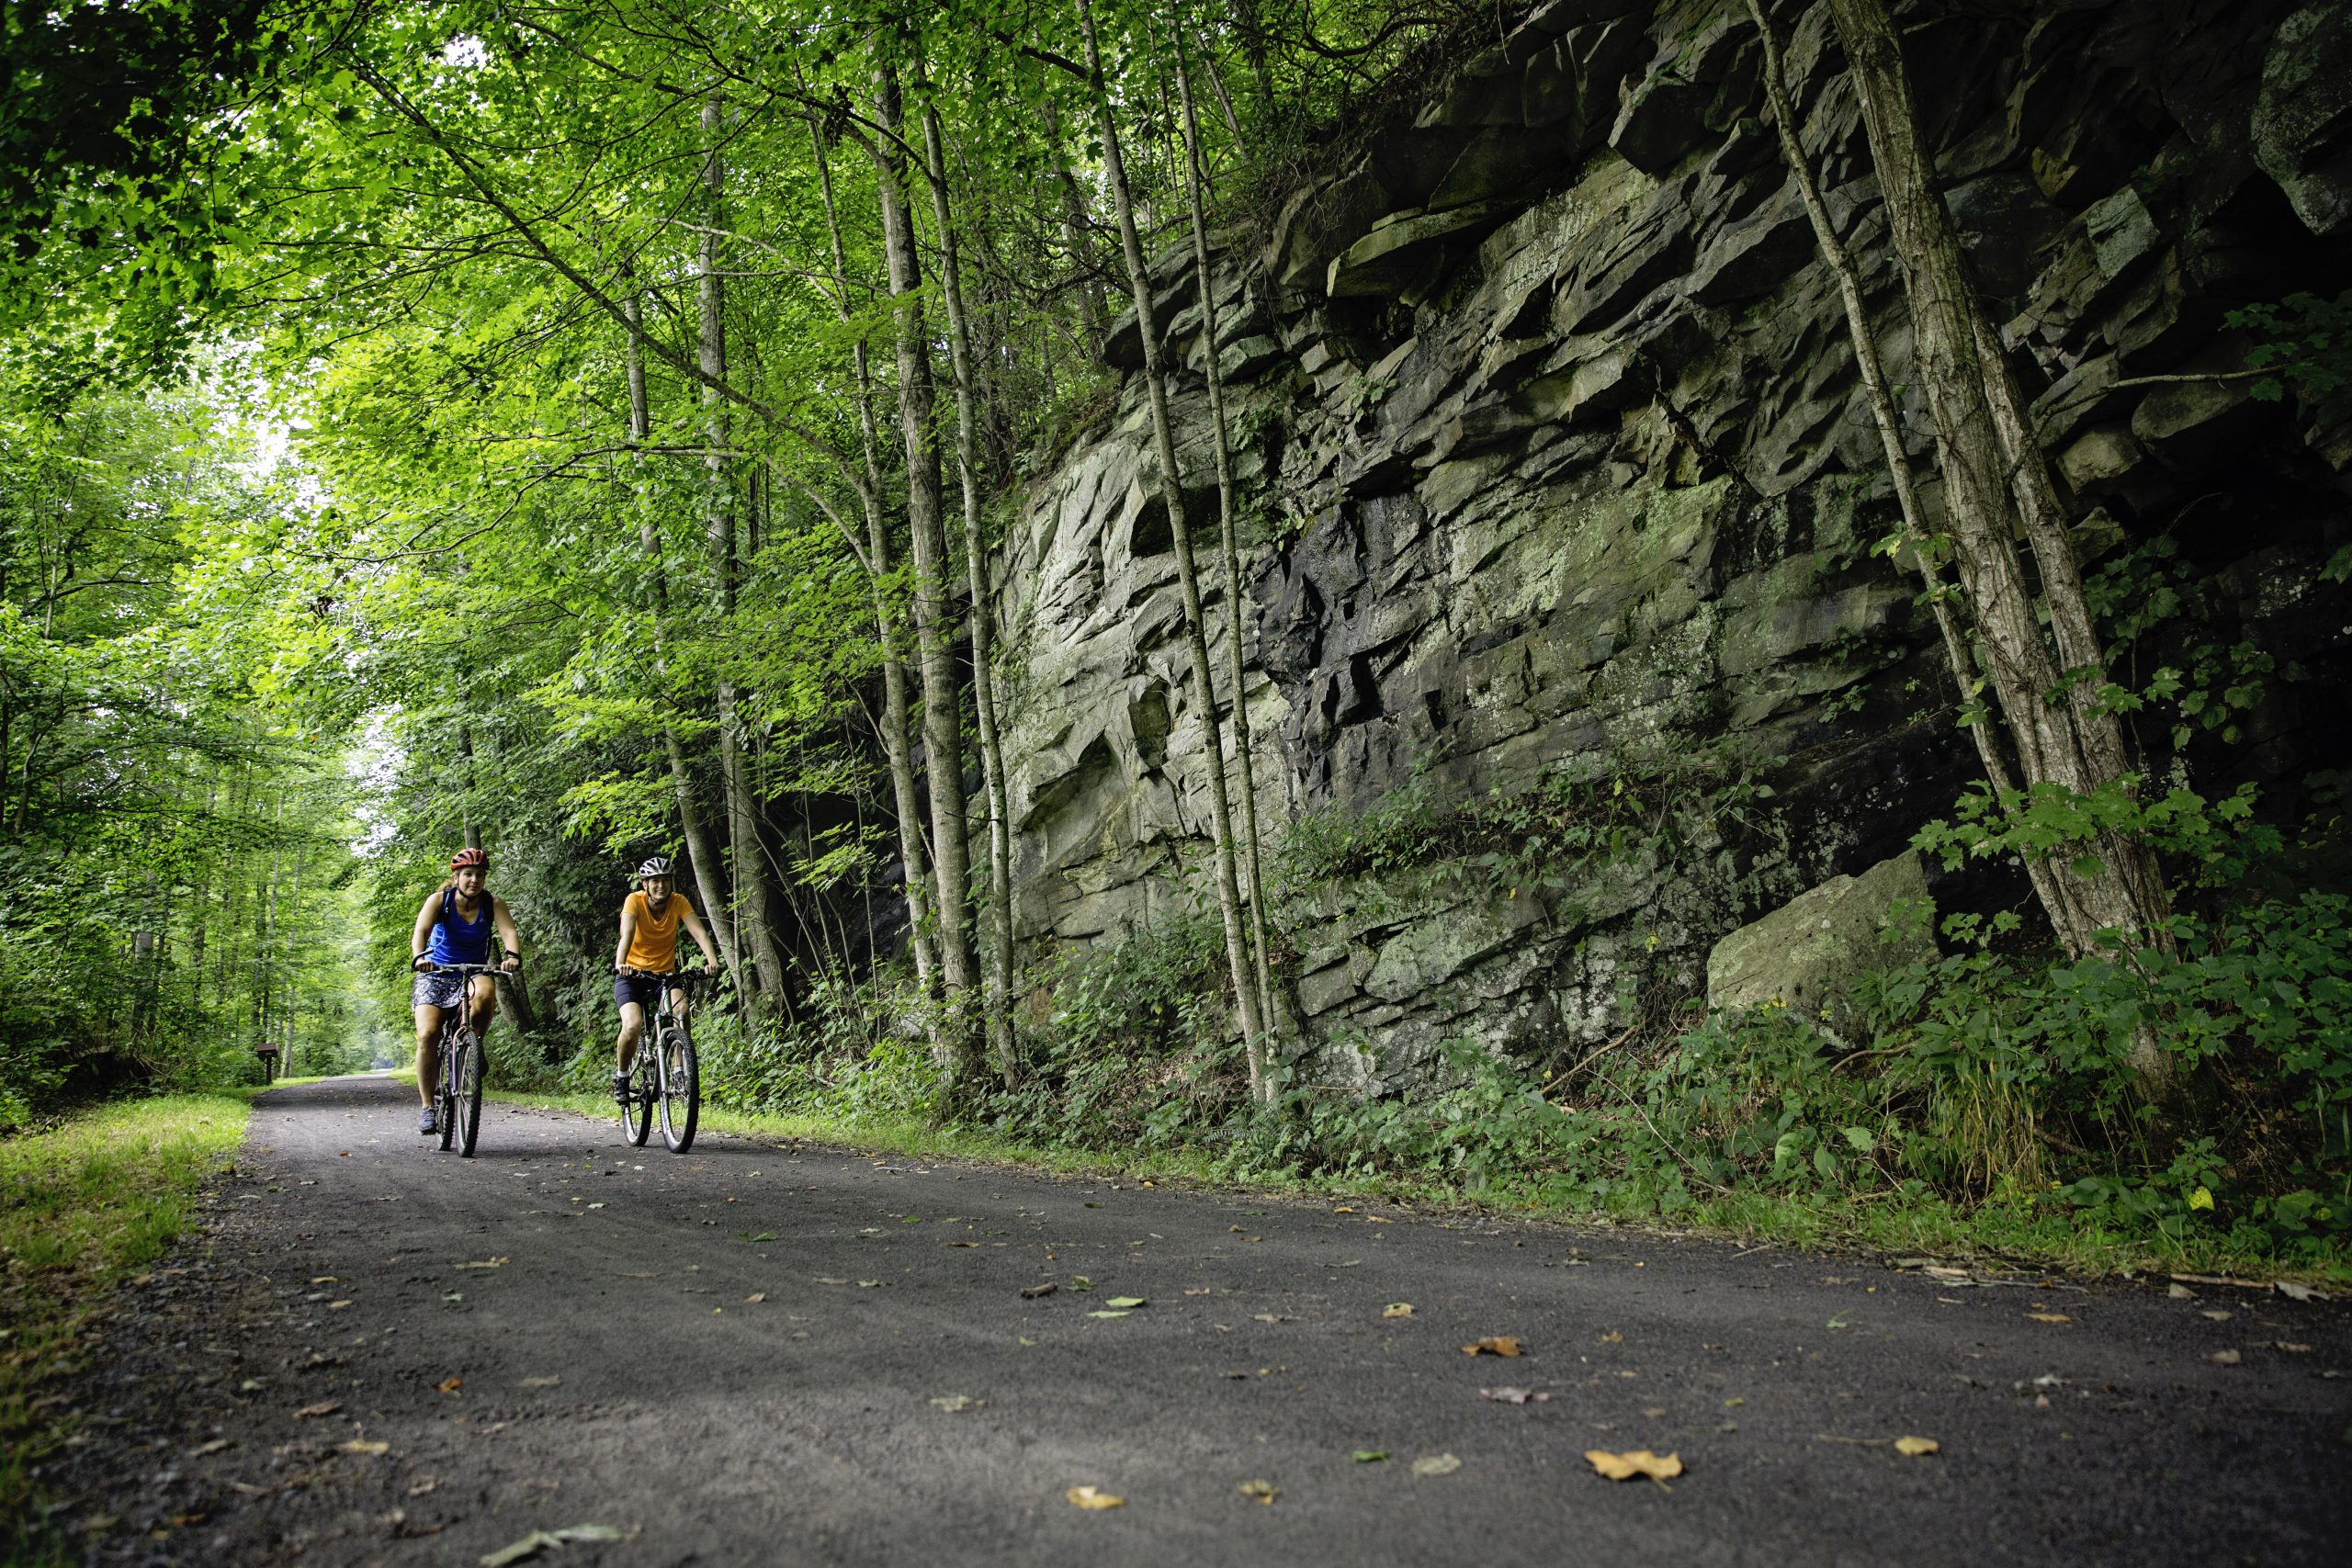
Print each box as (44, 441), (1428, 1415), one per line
(0, 1094), (250, 1562)
(485, 1089), (2347, 1286)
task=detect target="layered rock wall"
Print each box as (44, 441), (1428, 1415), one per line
(994, 0), (2352, 1076)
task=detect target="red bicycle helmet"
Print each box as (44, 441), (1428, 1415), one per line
(449, 847), (490, 871)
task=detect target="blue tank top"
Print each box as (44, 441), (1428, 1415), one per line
(428, 887), (492, 965)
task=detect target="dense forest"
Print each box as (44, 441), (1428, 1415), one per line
(3, 0), (2347, 1267)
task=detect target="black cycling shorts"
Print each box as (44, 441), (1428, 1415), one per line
(614, 972), (678, 1010)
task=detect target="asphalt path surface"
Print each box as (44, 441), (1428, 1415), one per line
(41, 1074), (2352, 1566)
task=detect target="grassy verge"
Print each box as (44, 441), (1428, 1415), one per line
(0, 1095), (249, 1562)
(486, 1088), (2344, 1285)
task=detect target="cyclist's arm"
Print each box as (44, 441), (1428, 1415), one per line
(491, 896), (523, 970)
(614, 898), (639, 974)
(677, 899), (719, 969)
(410, 891), (442, 971)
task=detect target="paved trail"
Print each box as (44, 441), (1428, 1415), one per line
(44, 1075), (2350, 1565)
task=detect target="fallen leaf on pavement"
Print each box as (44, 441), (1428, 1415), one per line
(1585, 1449), (1681, 1483)
(1410, 1453), (1463, 1477)
(943, 1240), (978, 1248)
(309, 1277), (337, 1285)
(2275, 1341), (2312, 1352)
(1894, 1436), (1939, 1457)
(1251, 1313), (1289, 1324)
(479, 1531), (562, 1567)
(1598, 1330), (1623, 1343)
(2277, 1281), (2323, 1303)
(1184, 1287), (1213, 1296)
(813, 1277), (851, 1285)
(1066, 1486), (1125, 1510)
(1070, 1276), (1094, 1291)
(292, 1401), (341, 1419)
(1104, 1296), (1147, 1309)
(2026, 1313), (2071, 1324)
(1353, 1450), (1389, 1463)
(2207, 1349), (2241, 1365)
(437, 1377), (462, 1393)
(855, 1280), (888, 1289)
(930, 1394), (981, 1413)
(188, 1438), (231, 1456)
(2200, 1310), (2233, 1322)
(339, 1439), (390, 1455)
(743, 1293), (765, 1303)
(1383, 1303), (1414, 1319)
(1087, 1310), (1131, 1319)
(1462, 1337), (1523, 1357)
(1020, 1282), (1057, 1299)
(1479, 1387), (1550, 1404)
(520, 1377), (560, 1389)
(1238, 1479), (1277, 1504)
(406, 1479), (439, 1496)
(2166, 1283), (2197, 1300)
(327, 1300), (353, 1310)
(456, 1258), (508, 1270)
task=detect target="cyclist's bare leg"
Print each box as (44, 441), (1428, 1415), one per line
(413, 1005), (444, 1107)
(616, 1002), (646, 1074)
(466, 975), (499, 1035)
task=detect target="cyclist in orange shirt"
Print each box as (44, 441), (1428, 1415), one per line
(611, 856), (719, 1103)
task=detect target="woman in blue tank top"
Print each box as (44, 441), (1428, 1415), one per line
(407, 848), (523, 1135)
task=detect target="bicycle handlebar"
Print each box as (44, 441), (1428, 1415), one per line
(412, 961), (512, 980)
(616, 966), (706, 985)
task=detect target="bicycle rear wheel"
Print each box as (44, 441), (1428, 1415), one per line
(436, 1026), (457, 1151)
(453, 1026), (485, 1157)
(657, 1020), (697, 1154)
(621, 1049), (655, 1147)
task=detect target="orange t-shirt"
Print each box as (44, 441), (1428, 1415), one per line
(621, 890), (694, 972)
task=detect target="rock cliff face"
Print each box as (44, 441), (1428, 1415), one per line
(993, 0), (2352, 1076)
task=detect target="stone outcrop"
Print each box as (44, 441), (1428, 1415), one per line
(1706, 850), (1934, 1043)
(991, 0), (2352, 1077)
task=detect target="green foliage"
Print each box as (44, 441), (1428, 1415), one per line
(2222, 290), (2352, 407)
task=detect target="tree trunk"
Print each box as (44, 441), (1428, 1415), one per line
(1043, 99), (1111, 361)
(922, 102), (1022, 1089)
(698, 96), (791, 1014)
(872, 64), (980, 1081)
(1080, 0), (1270, 1092)
(811, 120), (940, 999)
(1820, 0), (2175, 1096)
(1173, 48), (1277, 1038)
(623, 255), (741, 985)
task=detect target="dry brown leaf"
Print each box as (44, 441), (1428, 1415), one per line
(1020, 1281), (1057, 1299)
(338, 1439), (390, 1455)
(1065, 1485), (1125, 1510)
(1461, 1337), (1523, 1357)
(743, 1293), (766, 1303)
(1894, 1436), (1939, 1457)
(2026, 1313), (2072, 1324)
(519, 1376), (560, 1389)
(1383, 1303), (1414, 1319)
(2275, 1341), (2313, 1352)
(292, 1401), (341, 1419)
(1409, 1453), (1462, 1477)
(436, 1377), (462, 1394)
(1238, 1479), (1278, 1505)
(2206, 1348), (2242, 1365)
(1585, 1449), (1682, 1483)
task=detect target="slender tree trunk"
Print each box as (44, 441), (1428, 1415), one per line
(812, 121), (940, 998)
(1173, 48), (1277, 1037)
(1080, 0), (1270, 1092)
(698, 96), (791, 1014)
(922, 103), (1021, 1089)
(873, 64), (980, 1081)
(1043, 99), (1111, 361)
(1820, 0), (2175, 1096)
(621, 263), (741, 982)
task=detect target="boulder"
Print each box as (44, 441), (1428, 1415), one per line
(1705, 852), (1935, 1041)
(2253, 4), (2352, 235)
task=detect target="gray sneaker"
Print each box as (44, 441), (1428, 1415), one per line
(418, 1104), (438, 1134)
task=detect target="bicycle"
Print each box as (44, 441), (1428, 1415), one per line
(617, 966), (700, 1154)
(419, 963), (505, 1157)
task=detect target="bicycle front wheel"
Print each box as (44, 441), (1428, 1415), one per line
(657, 1021), (697, 1154)
(436, 1030), (457, 1152)
(454, 1028), (485, 1157)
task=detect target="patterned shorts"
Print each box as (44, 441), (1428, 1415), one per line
(411, 972), (471, 1011)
